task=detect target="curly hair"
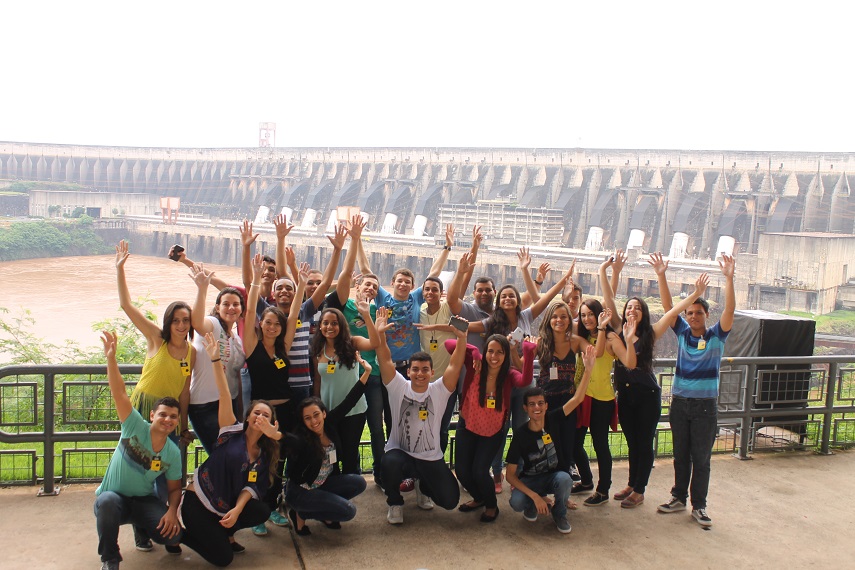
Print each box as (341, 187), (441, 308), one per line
(309, 308), (357, 369)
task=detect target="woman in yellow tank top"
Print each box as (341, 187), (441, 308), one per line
(116, 240), (196, 444)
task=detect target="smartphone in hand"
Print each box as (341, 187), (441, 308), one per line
(449, 316), (469, 332)
(168, 244), (185, 262)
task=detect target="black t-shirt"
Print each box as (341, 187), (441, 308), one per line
(505, 408), (571, 476)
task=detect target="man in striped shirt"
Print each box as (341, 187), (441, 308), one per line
(650, 252), (736, 528)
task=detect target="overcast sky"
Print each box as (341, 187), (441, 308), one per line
(2, 1), (851, 152)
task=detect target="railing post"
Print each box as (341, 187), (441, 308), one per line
(38, 372), (59, 496)
(819, 363), (837, 455)
(735, 363), (756, 460)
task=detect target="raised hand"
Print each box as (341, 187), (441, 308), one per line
(536, 262), (551, 284)
(273, 213), (294, 239)
(458, 251), (476, 274)
(349, 214), (367, 238)
(647, 251), (669, 275)
(356, 295), (370, 315)
(471, 225), (483, 247)
(623, 314), (637, 343)
(115, 240), (129, 270)
(719, 253), (736, 279)
(517, 247), (532, 271)
(254, 414), (280, 439)
(375, 307), (395, 333)
(582, 344), (597, 369)
(101, 330), (117, 360)
(284, 246), (297, 268)
(356, 351), (372, 375)
(445, 223), (455, 247)
(189, 263), (214, 288)
(240, 219), (259, 247)
(251, 253), (264, 281)
(598, 307), (612, 329)
(694, 272), (710, 298)
(328, 222), (347, 250)
(297, 262), (310, 284)
(201, 331), (219, 361)
(612, 249), (627, 274)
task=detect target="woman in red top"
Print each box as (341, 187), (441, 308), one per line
(450, 334), (534, 522)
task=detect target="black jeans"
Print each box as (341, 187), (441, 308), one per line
(617, 383), (661, 495)
(454, 420), (506, 509)
(381, 448), (460, 509)
(364, 374), (389, 481)
(332, 412), (367, 475)
(181, 490), (270, 567)
(575, 398), (615, 495)
(669, 396), (717, 509)
(546, 394), (576, 474)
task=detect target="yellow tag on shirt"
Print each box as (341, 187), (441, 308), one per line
(541, 433), (553, 445)
(327, 362), (337, 374)
(274, 358), (286, 369)
(150, 458), (162, 472)
(486, 396), (496, 409)
(419, 407), (428, 421)
(429, 340), (438, 352)
(296, 320), (302, 328)
(180, 361), (190, 377)
(248, 469), (258, 483)
(697, 339), (707, 350)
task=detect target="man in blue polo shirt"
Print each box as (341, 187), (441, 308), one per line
(649, 252), (736, 527)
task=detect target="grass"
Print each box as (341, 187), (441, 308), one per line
(780, 309), (855, 336)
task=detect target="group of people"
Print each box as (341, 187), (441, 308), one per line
(94, 218), (736, 568)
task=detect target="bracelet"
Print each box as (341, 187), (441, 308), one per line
(211, 358), (221, 362)
(443, 245), (452, 251)
(534, 280), (543, 286)
(597, 327), (606, 332)
(250, 283), (260, 288)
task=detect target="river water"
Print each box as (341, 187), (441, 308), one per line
(0, 255), (242, 359)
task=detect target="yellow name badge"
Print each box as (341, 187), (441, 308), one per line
(697, 339), (707, 350)
(150, 457), (162, 472)
(180, 361), (190, 377)
(248, 469), (258, 483)
(274, 358), (286, 369)
(429, 340), (438, 352)
(296, 320), (302, 329)
(418, 408), (428, 421)
(541, 433), (553, 445)
(327, 362), (337, 374)
(486, 396), (496, 409)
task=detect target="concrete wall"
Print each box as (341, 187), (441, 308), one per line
(28, 190), (160, 218)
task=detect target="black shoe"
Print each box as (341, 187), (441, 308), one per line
(322, 520), (342, 530)
(458, 501), (484, 513)
(569, 465), (581, 482)
(289, 508), (311, 536)
(571, 482), (594, 495)
(583, 492), (610, 507)
(165, 544), (182, 555)
(230, 541), (246, 553)
(480, 507), (499, 523)
(134, 538), (153, 552)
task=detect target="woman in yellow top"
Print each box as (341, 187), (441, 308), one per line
(116, 240), (196, 445)
(571, 299), (631, 507)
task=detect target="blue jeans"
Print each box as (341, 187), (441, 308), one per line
(669, 396), (718, 509)
(364, 374), (388, 480)
(509, 471), (573, 520)
(240, 367), (253, 419)
(285, 474), (367, 522)
(94, 492), (181, 562)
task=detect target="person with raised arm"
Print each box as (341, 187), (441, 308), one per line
(446, 228), (495, 354)
(94, 331), (183, 569)
(243, 255), (308, 535)
(188, 264), (247, 452)
(376, 307), (467, 525)
(652, 252), (736, 528)
(284, 351), (374, 536)
(504, 345), (597, 535)
(180, 332), (281, 566)
(599, 254), (711, 509)
(275, 221), (348, 403)
(115, 240), (195, 445)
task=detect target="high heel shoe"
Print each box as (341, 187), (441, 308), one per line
(288, 508), (311, 536)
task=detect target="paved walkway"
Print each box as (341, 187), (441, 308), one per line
(1, 449), (852, 569)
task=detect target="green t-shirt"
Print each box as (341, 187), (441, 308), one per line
(96, 408), (182, 497)
(327, 295), (378, 374)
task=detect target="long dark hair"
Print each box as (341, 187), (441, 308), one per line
(295, 397), (328, 462)
(579, 299), (605, 339)
(537, 301), (572, 369)
(479, 334), (512, 412)
(257, 306), (288, 358)
(161, 301), (194, 343)
(210, 287), (246, 334)
(622, 296), (654, 371)
(309, 308), (357, 369)
(486, 285), (521, 337)
(243, 400), (280, 484)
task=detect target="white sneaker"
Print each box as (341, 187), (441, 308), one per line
(414, 479), (434, 510)
(387, 505), (404, 525)
(692, 508), (712, 527)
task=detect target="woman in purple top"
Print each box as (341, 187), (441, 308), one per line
(180, 332), (283, 567)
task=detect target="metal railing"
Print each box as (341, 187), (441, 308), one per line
(2, 356), (855, 493)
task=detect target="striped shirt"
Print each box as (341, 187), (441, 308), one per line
(672, 316), (729, 399)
